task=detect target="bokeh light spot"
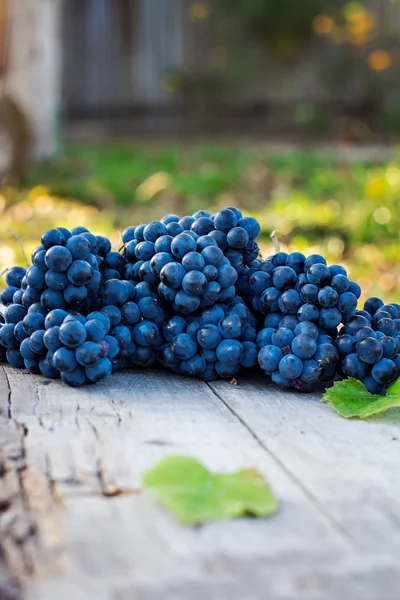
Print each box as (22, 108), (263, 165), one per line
(313, 14), (334, 35)
(373, 206), (391, 224)
(190, 2), (210, 21)
(368, 50), (392, 72)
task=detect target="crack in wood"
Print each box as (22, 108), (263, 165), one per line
(0, 367), (67, 589)
(3, 366), (12, 421)
(110, 397), (122, 426)
(206, 382), (354, 547)
(95, 456), (132, 498)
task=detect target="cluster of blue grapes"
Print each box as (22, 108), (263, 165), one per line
(233, 251), (361, 390)
(1, 209), (400, 395)
(101, 278), (164, 372)
(0, 264), (165, 385)
(0, 306), (113, 386)
(239, 251), (361, 328)
(121, 208), (260, 315)
(0, 226), (115, 315)
(336, 298), (400, 394)
(158, 298), (258, 381)
(257, 320), (339, 391)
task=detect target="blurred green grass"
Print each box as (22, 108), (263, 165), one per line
(1, 143), (399, 304)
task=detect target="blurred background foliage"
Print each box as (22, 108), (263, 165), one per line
(1, 142), (399, 305)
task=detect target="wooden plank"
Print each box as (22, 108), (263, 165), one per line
(208, 375), (400, 553)
(0, 365), (353, 600)
(1, 365), (400, 598)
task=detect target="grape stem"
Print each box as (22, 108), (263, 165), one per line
(270, 230), (280, 254)
(7, 228), (29, 267)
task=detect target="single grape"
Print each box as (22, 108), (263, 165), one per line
(240, 341), (258, 368)
(217, 264), (238, 289)
(371, 358), (397, 385)
(300, 284), (319, 303)
(101, 279), (129, 306)
(272, 266), (297, 291)
(380, 336), (398, 359)
(260, 287), (281, 312)
(279, 354), (303, 380)
(271, 370), (291, 388)
(335, 334), (354, 357)
(66, 235), (93, 261)
(300, 359), (321, 384)
(375, 318), (396, 337)
(356, 337), (383, 364)
(4, 304), (27, 324)
(304, 254), (327, 270)
(329, 264), (347, 278)
(258, 345), (283, 373)
(59, 320), (87, 349)
(318, 308), (342, 330)
(292, 335), (317, 359)
(29, 330), (46, 355)
(214, 208), (237, 233)
(218, 313), (244, 339)
(202, 246), (224, 268)
(361, 375), (385, 395)
(85, 319), (107, 343)
(191, 217), (214, 237)
(160, 262), (186, 289)
(226, 227), (249, 249)
(216, 339), (244, 365)
(342, 353), (369, 379)
(237, 217), (260, 240)
(279, 315), (299, 332)
(271, 327), (295, 350)
(173, 290), (201, 315)
(182, 271), (207, 296)
(278, 289), (301, 315)
(180, 355), (207, 377)
(331, 274), (349, 293)
(197, 324), (222, 350)
(318, 286), (338, 308)
(171, 333), (197, 360)
(306, 263), (331, 287)
(132, 321), (160, 347)
(6, 348), (25, 369)
(60, 367), (87, 387)
(298, 304), (319, 323)
(286, 252), (306, 274)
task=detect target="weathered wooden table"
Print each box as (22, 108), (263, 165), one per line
(0, 364), (399, 600)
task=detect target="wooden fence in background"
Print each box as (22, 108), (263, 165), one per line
(62, 0), (400, 120)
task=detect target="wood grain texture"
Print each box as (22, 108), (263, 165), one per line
(0, 365), (399, 600)
(208, 375), (400, 552)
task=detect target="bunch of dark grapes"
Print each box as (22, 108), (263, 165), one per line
(158, 297), (258, 381)
(257, 320), (339, 391)
(101, 278), (164, 372)
(1, 208), (400, 396)
(0, 260), (164, 386)
(1, 227), (115, 316)
(233, 251), (362, 390)
(239, 251), (361, 332)
(336, 297), (400, 394)
(0, 266), (27, 306)
(0, 308), (113, 386)
(121, 208), (260, 315)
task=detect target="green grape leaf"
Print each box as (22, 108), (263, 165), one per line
(142, 455), (279, 526)
(322, 377), (400, 419)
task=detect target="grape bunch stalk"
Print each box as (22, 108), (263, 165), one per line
(0, 207), (399, 393)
